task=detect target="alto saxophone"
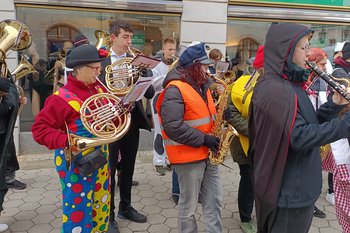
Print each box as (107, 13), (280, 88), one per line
(209, 77), (238, 165)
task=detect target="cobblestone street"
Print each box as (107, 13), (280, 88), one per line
(0, 152), (343, 233)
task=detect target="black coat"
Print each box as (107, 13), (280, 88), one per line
(0, 76), (19, 212)
(249, 22), (350, 233)
(100, 56), (154, 131)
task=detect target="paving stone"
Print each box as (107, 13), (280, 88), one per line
(147, 214), (166, 224)
(10, 220), (34, 231)
(164, 217), (177, 228)
(140, 197), (158, 206)
(35, 204), (58, 214)
(32, 213), (56, 224)
(148, 223), (171, 233)
(0, 157), (342, 233)
(127, 221), (150, 231)
(14, 210), (38, 221)
(27, 223), (53, 233)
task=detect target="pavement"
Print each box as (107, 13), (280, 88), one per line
(0, 151), (343, 233)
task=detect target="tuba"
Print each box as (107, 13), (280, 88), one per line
(95, 30), (112, 51)
(104, 47), (143, 96)
(209, 77), (239, 165)
(0, 19), (32, 115)
(11, 55), (37, 81)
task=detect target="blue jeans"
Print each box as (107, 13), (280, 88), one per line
(172, 168), (180, 195)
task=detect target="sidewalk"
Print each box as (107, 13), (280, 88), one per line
(0, 151), (343, 233)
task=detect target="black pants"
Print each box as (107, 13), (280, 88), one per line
(328, 172), (334, 193)
(238, 164), (254, 222)
(5, 137), (19, 178)
(266, 205), (314, 233)
(109, 122), (139, 219)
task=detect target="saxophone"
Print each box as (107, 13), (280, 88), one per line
(209, 77), (239, 165)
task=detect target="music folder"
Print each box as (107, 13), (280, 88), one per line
(131, 55), (160, 69)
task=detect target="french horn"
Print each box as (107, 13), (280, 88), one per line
(64, 79), (132, 168)
(104, 47), (143, 96)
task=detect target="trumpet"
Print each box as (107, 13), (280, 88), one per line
(306, 61), (350, 102)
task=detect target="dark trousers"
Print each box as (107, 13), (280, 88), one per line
(238, 164), (254, 222)
(5, 137), (19, 181)
(266, 205), (314, 233)
(328, 172), (334, 193)
(109, 122), (139, 219)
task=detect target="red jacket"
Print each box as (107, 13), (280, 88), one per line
(32, 74), (105, 150)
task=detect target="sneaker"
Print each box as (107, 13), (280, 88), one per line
(117, 179), (139, 187)
(154, 165), (166, 176)
(240, 221), (256, 233)
(107, 219), (120, 233)
(0, 223), (8, 232)
(118, 206), (147, 223)
(172, 194), (179, 205)
(6, 180), (27, 190)
(326, 192), (335, 206)
(313, 206), (326, 218)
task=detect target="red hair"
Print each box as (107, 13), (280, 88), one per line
(308, 48), (327, 63)
(180, 63), (208, 86)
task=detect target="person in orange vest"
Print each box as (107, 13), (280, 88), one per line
(156, 42), (222, 233)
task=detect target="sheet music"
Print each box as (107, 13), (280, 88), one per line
(121, 76), (153, 104)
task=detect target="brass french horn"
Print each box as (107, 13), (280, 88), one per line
(104, 47), (143, 96)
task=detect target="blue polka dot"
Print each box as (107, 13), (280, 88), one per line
(65, 94), (70, 98)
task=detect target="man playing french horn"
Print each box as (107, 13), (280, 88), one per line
(32, 44), (113, 233)
(99, 20), (154, 231)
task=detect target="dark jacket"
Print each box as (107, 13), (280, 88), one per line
(226, 93), (249, 165)
(0, 76), (19, 212)
(159, 66), (211, 149)
(333, 57), (350, 74)
(249, 22), (350, 233)
(100, 55), (154, 131)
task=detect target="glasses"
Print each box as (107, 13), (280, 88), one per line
(86, 65), (102, 72)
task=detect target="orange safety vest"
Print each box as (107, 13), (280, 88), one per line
(156, 80), (217, 164)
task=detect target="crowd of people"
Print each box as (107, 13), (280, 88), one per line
(0, 19), (350, 233)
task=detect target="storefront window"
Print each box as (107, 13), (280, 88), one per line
(16, 6), (181, 131)
(226, 19), (350, 68)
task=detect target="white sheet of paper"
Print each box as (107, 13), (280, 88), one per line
(122, 76), (154, 104)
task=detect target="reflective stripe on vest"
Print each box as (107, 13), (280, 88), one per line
(156, 80), (216, 164)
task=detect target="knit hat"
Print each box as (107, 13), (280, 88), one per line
(253, 45), (264, 69)
(73, 34), (89, 48)
(179, 43), (213, 68)
(66, 44), (105, 68)
(341, 42), (350, 60)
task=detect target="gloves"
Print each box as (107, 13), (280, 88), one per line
(203, 134), (220, 153)
(0, 78), (11, 92)
(3, 83), (19, 110)
(222, 108), (231, 121)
